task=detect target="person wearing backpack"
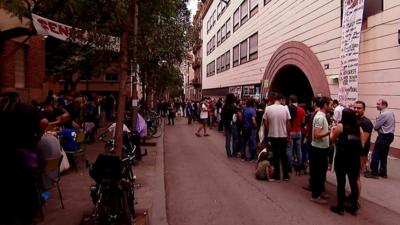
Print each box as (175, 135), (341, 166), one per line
(287, 95), (305, 173)
(221, 94), (238, 157)
(241, 98), (258, 161)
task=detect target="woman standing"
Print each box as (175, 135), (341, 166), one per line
(167, 101), (176, 125)
(221, 94), (238, 157)
(330, 108), (364, 216)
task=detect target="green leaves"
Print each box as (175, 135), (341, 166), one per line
(2, 0), (191, 95)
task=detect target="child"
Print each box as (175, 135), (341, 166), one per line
(57, 120), (80, 152)
(255, 147), (274, 181)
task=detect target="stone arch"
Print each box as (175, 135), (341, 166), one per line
(261, 41), (330, 98)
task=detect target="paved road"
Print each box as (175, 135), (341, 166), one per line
(164, 119), (400, 225)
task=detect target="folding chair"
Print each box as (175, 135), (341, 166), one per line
(43, 155), (65, 209)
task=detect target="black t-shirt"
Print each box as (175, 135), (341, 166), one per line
(358, 116), (373, 156)
(221, 104), (236, 126)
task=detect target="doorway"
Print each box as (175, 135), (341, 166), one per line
(269, 65), (314, 107)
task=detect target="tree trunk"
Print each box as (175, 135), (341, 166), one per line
(114, 1), (134, 157)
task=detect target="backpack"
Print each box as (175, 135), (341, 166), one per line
(288, 104), (297, 122)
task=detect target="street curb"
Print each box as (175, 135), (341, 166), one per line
(149, 119), (169, 225)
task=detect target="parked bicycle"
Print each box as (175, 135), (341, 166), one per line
(88, 132), (146, 225)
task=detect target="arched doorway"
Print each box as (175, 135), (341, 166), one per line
(261, 41), (330, 107)
(269, 65), (314, 106)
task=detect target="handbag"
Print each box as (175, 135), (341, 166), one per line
(59, 148), (70, 173)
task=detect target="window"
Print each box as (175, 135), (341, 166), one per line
(264, 0), (271, 5)
(249, 33), (258, 61)
(207, 61), (215, 77)
(250, 0), (258, 17)
(241, 0), (249, 25)
(105, 72), (118, 81)
(217, 57), (221, 73)
(212, 11), (216, 25)
(233, 8), (240, 31)
(217, 29), (221, 46)
(233, 45), (240, 67)
(221, 54), (226, 71)
(364, 0), (383, 18)
(221, 24), (226, 42)
(217, 3), (222, 19)
(221, 1), (226, 12)
(226, 18), (231, 38)
(240, 39), (248, 63)
(226, 51), (230, 69)
(212, 35), (216, 51)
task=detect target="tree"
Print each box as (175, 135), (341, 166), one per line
(136, 0), (191, 104)
(1, 0), (192, 152)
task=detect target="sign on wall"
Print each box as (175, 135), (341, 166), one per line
(229, 86), (242, 98)
(338, 0), (365, 106)
(32, 14), (120, 52)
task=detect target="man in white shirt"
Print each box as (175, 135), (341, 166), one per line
(263, 93), (291, 181)
(333, 99), (344, 124)
(310, 97), (332, 204)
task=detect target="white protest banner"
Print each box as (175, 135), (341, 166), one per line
(338, 0), (365, 106)
(32, 14), (120, 52)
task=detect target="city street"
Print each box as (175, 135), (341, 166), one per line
(164, 119), (400, 225)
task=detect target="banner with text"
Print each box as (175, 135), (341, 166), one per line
(338, 0), (365, 106)
(32, 14), (120, 52)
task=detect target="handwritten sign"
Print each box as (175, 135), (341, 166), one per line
(338, 0), (365, 106)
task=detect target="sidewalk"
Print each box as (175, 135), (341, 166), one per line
(326, 155), (400, 214)
(37, 122), (168, 225)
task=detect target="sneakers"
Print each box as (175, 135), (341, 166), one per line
(204, 133), (210, 136)
(310, 197), (328, 205)
(195, 132), (201, 137)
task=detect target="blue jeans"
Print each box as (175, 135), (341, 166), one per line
(287, 131), (302, 169)
(370, 133), (394, 176)
(225, 124), (239, 156)
(242, 128), (256, 160)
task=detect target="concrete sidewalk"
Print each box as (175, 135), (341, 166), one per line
(326, 156), (400, 214)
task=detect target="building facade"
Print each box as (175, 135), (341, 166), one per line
(0, 9), (46, 101)
(201, 0), (400, 153)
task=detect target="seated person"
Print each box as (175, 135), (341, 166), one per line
(255, 148), (274, 181)
(37, 118), (63, 189)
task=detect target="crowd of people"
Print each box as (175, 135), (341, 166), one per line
(0, 89), (120, 225)
(180, 93), (395, 217)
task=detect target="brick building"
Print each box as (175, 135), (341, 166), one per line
(0, 9), (45, 101)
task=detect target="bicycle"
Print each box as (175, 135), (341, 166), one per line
(89, 133), (145, 225)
